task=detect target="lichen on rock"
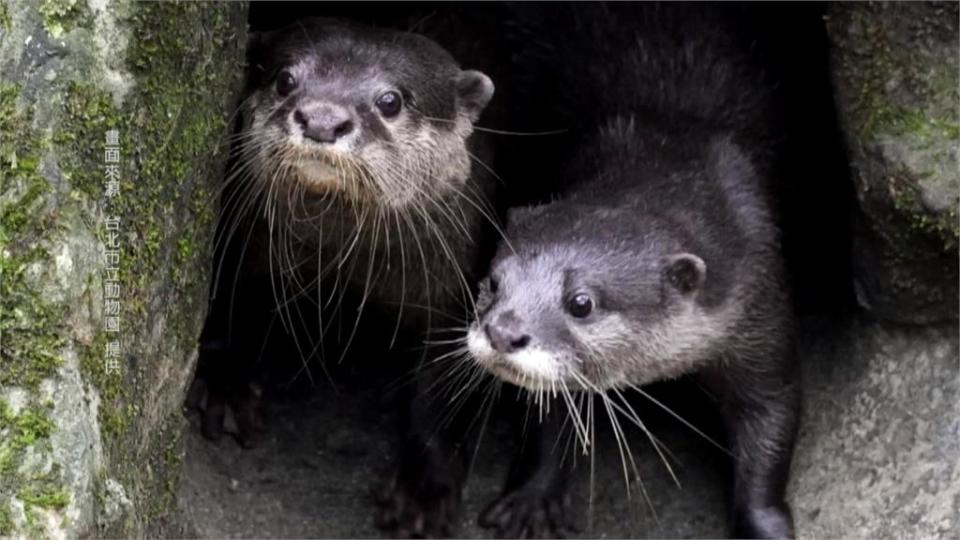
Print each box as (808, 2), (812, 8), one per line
(0, 0), (247, 536)
(826, 2), (959, 323)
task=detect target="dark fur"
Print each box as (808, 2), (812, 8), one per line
(470, 4), (800, 538)
(193, 17), (502, 537)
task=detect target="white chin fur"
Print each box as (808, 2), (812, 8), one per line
(295, 159), (340, 185)
(466, 327), (561, 390)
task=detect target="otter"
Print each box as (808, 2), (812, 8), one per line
(192, 16), (500, 536)
(465, 4), (800, 539)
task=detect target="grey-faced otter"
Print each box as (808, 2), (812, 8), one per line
(193, 16), (500, 537)
(465, 4), (800, 538)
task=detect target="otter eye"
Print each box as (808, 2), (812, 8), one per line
(375, 91), (402, 118)
(276, 70), (297, 97)
(567, 293), (593, 319)
(489, 277), (499, 294)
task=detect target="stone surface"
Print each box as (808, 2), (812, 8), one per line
(826, 2), (959, 324)
(0, 0), (246, 536)
(790, 317), (959, 538)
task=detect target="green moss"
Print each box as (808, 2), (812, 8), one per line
(78, 333), (129, 440)
(0, 85), (68, 391)
(10, 409), (55, 448)
(52, 81), (131, 453)
(888, 171), (960, 253)
(16, 467), (70, 538)
(0, 400), (67, 533)
(3, 1), (245, 535)
(0, 502), (12, 536)
(0, 399), (56, 458)
(41, 2), (245, 535)
(0, 2), (10, 33)
(142, 411), (187, 523)
(19, 482), (70, 510)
(56, 81), (122, 200)
(838, 5), (958, 143)
(0, 84), (67, 535)
(39, 0), (90, 39)
(0, 83), (67, 532)
(832, 4), (960, 256)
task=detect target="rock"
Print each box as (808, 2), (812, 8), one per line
(826, 2), (959, 324)
(789, 317), (959, 537)
(0, 0), (247, 537)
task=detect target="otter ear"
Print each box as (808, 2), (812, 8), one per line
(456, 70), (494, 122)
(664, 253), (706, 295)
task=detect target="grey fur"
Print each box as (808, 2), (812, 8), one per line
(235, 17), (497, 322)
(467, 4), (800, 539)
(468, 132), (788, 392)
(214, 17), (501, 537)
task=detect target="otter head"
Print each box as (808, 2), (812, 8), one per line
(467, 204), (725, 392)
(240, 18), (494, 209)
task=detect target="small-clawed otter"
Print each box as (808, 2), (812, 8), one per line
(466, 4), (800, 539)
(194, 16), (500, 537)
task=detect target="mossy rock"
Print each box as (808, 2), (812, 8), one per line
(0, 0), (247, 536)
(826, 2), (959, 323)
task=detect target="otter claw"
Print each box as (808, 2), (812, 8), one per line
(374, 444), (465, 539)
(187, 375), (264, 448)
(374, 474), (459, 538)
(480, 488), (578, 539)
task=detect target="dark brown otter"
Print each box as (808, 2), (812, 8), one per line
(466, 4), (801, 538)
(192, 16), (502, 537)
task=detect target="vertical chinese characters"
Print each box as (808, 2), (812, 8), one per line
(103, 130), (122, 375)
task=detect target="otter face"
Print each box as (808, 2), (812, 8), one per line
(467, 205), (725, 392)
(240, 18), (493, 209)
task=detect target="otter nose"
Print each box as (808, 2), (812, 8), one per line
(294, 106), (354, 144)
(484, 311), (531, 353)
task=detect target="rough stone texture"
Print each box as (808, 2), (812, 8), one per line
(0, 0), (247, 536)
(826, 2), (959, 324)
(790, 317), (959, 537)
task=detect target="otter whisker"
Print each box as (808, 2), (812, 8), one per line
(609, 386), (680, 489)
(421, 115), (568, 137)
(335, 204), (386, 366)
(558, 381), (589, 452)
(588, 391), (596, 533)
(212, 135), (285, 289)
(433, 362), (490, 433)
(598, 393), (646, 512)
(464, 376), (501, 497)
(388, 211), (408, 348)
(446, 181), (515, 258)
(628, 384), (730, 456)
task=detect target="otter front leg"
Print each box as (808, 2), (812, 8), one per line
(187, 271), (273, 449)
(188, 340), (264, 449)
(709, 361), (801, 539)
(375, 370), (468, 538)
(480, 398), (578, 539)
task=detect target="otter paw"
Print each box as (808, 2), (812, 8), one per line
(733, 504), (794, 539)
(187, 376), (264, 449)
(479, 487), (578, 539)
(374, 465), (462, 538)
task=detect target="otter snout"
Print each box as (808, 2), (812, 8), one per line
(484, 311), (531, 353)
(294, 103), (355, 144)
